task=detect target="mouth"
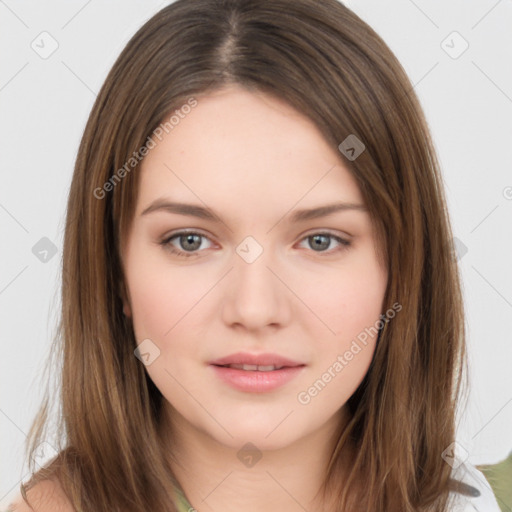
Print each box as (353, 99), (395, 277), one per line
(212, 363), (294, 371)
(208, 353), (306, 392)
(209, 352), (304, 369)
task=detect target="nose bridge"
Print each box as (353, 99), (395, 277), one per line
(222, 234), (290, 329)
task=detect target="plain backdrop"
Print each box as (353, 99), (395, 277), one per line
(1, 0), (511, 506)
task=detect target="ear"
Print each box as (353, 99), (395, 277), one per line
(119, 280), (132, 318)
(123, 300), (132, 318)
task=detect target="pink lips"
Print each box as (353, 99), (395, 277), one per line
(209, 352), (306, 393)
(209, 352), (304, 368)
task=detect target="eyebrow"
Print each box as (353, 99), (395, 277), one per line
(140, 199), (367, 223)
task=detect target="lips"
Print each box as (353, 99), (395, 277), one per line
(209, 352), (305, 369)
(220, 363), (284, 371)
(209, 353), (306, 392)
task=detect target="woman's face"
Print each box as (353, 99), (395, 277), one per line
(121, 85), (388, 451)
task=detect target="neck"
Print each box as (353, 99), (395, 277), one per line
(161, 405), (354, 512)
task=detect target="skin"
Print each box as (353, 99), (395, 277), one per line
(121, 85), (388, 512)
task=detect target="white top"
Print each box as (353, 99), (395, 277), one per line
(447, 460), (502, 511)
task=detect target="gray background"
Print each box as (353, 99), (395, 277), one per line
(1, 0), (511, 505)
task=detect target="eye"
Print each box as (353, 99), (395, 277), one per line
(160, 230), (351, 259)
(160, 231), (213, 258)
(297, 232), (351, 253)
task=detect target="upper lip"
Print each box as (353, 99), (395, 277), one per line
(209, 352), (305, 367)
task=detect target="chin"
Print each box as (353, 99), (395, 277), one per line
(217, 429), (299, 453)
(204, 413), (306, 451)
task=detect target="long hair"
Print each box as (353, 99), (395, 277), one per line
(20, 0), (468, 510)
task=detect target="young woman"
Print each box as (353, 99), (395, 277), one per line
(7, 0), (502, 510)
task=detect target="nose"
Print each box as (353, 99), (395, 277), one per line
(221, 241), (292, 332)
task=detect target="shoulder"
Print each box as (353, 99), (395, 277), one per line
(5, 477), (75, 512)
(447, 460), (502, 511)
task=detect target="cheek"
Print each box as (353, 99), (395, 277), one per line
(298, 248), (387, 404)
(126, 260), (210, 393)
(126, 251), (215, 340)
(297, 256), (386, 410)
(302, 250), (387, 343)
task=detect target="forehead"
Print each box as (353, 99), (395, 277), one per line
(136, 85), (364, 218)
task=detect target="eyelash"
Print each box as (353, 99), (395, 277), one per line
(159, 230), (351, 259)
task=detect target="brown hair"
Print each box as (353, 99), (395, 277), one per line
(20, 0), (468, 510)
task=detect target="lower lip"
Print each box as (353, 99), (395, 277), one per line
(210, 365), (305, 392)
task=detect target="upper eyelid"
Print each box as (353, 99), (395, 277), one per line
(163, 229), (215, 245)
(163, 228), (350, 240)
